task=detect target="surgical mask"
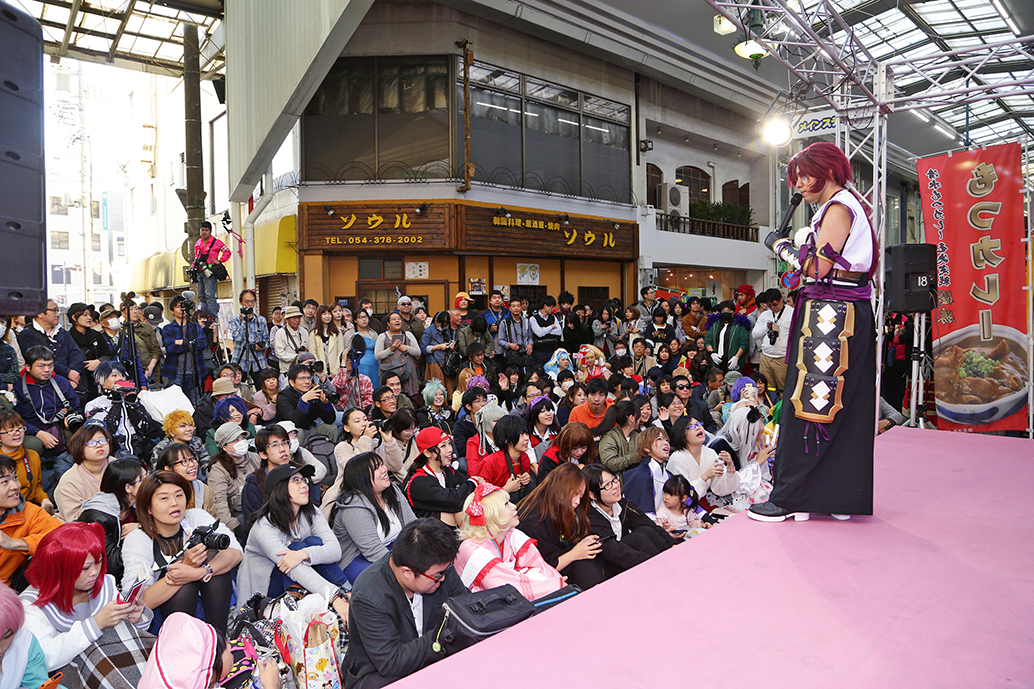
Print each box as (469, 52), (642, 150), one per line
(615, 347), (627, 357)
(107, 317), (123, 329)
(365, 308), (373, 316)
(289, 438), (300, 453)
(560, 380), (574, 393)
(231, 439), (249, 456)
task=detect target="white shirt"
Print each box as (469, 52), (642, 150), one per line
(379, 507), (403, 545)
(592, 500), (623, 541)
(811, 189), (874, 272)
(409, 593), (424, 635)
(648, 459), (669, 516)
(752, 305), (794, 358)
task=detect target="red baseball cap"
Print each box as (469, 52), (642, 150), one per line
(416, 427), (449, 454)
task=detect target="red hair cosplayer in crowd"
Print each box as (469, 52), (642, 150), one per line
(21, 522), (152, 680)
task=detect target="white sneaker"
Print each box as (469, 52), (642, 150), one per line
(830, 514), (850, 521)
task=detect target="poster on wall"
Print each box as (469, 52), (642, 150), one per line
(517, 263), (539, 285)
(916, 141), (1029, 433)
(468, 278), (486, 295)
(494, 285), (510, 301)
(405, 262), (429, 279)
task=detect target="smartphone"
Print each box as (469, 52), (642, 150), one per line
(670, 529), (687, 536)
(118, 578), (145, 605)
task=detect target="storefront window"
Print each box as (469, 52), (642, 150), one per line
(524, 100), (580, 194)
(657, 265), (747, 305)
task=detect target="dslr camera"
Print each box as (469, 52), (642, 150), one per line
(767, 323), (780, 345)
(56, 407), (86, 433)
(185, 520), (231, 551)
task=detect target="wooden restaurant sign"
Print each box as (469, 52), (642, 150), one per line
(301, 202), (452, 251)
(462, 205), (636, 260)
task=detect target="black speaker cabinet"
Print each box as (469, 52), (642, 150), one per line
(0, 2), (46, 315)
(885, 243), (936, 313)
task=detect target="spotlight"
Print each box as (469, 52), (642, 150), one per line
(613, 222), (621, 230)
(415, 203), (428, 215)
(684, 136), (690, 143)
(323, 204), (334, 216)
(558, 214), (570, 225)
(760, 116), (793, 147)
(497, 207), (511, 218)
(656, 127), (662, 135)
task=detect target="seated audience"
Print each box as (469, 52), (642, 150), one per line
(567, 377), (612, 429)
(207, 421), (261, 539)
(0, 454), (60, 588)
(152, 409), (211, 476)
(241, 425), (322, 525)
(252, 367), (282, 424)
(451, 388), (487, 471)
(368, 385), (397, 423)
(276, 363), (337, 434)
(387, 409), (420, 482)
(621, 426), (672, 518)
(122, 472), (242, 633)
(156, 443), (216, 514)
(83, 362), (163, 459)
(193, 376), (237, 439)
(333, 349), (375, 411)
(324, 409), (402, 506)
(537, 422), (596, 481)
(516, 463), (606, 590)
(55, 422), (113, 522)
(474, 415), (533, 499)
(204, 396), (257, 459)
(0, 411), (51, 512)
(21, 522), (150, 675)
(466, 403), (507, 479)
(0, 582), (51, 688)
(666, 416), (736, 507)
(404, 428), (477, 525)
(597, 400), (642, 473)
(655, 475), (708, 537)
(331, 451), (416, 584)
(141, 611), (278, 689)
(418, 379), (453, 433)
(653, 392), (685, 434)
(344, 519), (466, 689)
(527, 396), (559, 449)
(13, 345), (80, 488)
(583, 464), (675, 579)
(78, 457), (147, 583)
(454, 483), (563, 601)
(237, 464), (349, 617)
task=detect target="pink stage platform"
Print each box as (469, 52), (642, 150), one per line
(396, 427), (1034, 689)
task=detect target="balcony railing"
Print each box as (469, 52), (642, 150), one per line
(657, 213), (759, 242)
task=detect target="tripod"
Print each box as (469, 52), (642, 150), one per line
(117, 319), (142, 388)
(905, 312), (933, 429)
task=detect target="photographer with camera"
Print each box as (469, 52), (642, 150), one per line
(276, 363), (337, 439)
(191, 221), (230, 317)
(273, 306), (308, 374)
(161, 294), (210, 408)
(123, 471), (242, 634)
(228, 289), (268, 390)
(751, 289), (793, 394)
(83, 362), (164, 460)
(13, 345), (83, 490)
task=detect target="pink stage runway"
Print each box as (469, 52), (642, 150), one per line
(396, 427), (1034, 689)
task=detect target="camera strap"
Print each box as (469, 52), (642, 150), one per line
(20, 375), (70, 426)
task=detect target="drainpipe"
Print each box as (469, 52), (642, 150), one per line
(244, 170), (273, 290)
(457, 41), (472, 192)
(230, 202), (243, 297)
(706, 161), (717, 202)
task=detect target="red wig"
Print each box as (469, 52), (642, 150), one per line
(787, 141), (853, 193)
(26, 522), (107, 614)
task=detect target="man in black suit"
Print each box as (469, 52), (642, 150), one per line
(344, 519), (466, 689)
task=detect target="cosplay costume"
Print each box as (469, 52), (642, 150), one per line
(765, 188), (876, 516)
(455, 528), (563, 601)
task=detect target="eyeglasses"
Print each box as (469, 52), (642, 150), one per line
(0, 426), (26, 436)
(289, 475), (309, 485)
(266, 441), (290, 451)
(42, 308), (59, 314)
(675, 384), (691, 390)
(687, 422), (704, 430)
(295, 375), (312, 382)
(172, 455), (199, 467)
(600, 476), (621, 491)
(85, 438), (110, 447)
(415, 563), (453, 584)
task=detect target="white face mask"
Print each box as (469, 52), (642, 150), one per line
(231, 439), (249, 456)
(615, 348), (627, 358)
(106, 317), (123, 329)
(365, 308), (373, 316)
(289, 438), (300, 453)
(560, 380), (574, 393)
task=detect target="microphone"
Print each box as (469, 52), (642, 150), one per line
(182, 290), (197, 301)
(765, 192), (804, 269)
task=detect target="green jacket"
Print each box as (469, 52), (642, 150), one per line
(704, 316), (751, 371)
(598, 426), (641, 473)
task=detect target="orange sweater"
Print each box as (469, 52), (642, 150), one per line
(1, 446), (48, 505)
(0, 501), (61, 584)
(567, 399), (613, 429)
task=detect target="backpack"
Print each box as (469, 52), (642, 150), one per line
(302, 432), (338, 487)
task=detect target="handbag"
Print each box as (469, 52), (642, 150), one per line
(436, 584), (535, 650)
(441, 349), (464, 377)
(301, 620), (341, 689)
(210, 262), (229, 280)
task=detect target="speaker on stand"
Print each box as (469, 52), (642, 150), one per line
(0, 2), (47, 315)
(884, 243), (937, 429)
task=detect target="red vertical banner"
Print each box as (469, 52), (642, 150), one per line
(916, 142), (1030, 433)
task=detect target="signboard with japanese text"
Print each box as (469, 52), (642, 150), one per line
(462, 206), (636, 260)
(916, 142), (1029, 433)
(301, 202), (451, 251)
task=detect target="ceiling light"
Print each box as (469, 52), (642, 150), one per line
(323, 204), (334, 216)
(656, 127), (662, 135)
(684, 136), (690, 143)
(734, 6), (767, 70)
(934, 124), (957, 139)
(713, 143), (719, 151)
(911, 110), (930, 123)
(760, 116), (793, 147)
(990, 0), (1020, 35)
(713, 14), (737, 36)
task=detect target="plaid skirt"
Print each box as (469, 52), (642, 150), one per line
(57, 621), (155, 689)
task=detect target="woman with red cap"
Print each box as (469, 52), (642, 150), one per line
(403, 427), (478, 526)
(454, 483), (563, 601)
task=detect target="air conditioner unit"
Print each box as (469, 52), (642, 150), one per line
(658, 183), (690, 220)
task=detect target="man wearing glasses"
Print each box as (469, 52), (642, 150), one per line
(344, 518), (466, 689)
(13, 346), (82, 488)
(275, 364), (336, 438)
(241, 425), (324, 525)
(16, 300), (85, 392)
(673, 374), (717, 435)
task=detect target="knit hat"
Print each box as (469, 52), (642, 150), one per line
(67, 302), (90, 318)
(397, 296), (412, 306)
(416, 427), (449, 454)
(211, 377), (236, 397)
(213, 421), (246, 448)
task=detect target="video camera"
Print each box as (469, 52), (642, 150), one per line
(103, 380), (139, 404)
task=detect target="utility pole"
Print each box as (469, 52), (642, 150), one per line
(178, 23), (206, 273)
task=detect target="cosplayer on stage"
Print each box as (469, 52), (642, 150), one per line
(749, 141), (877, 523)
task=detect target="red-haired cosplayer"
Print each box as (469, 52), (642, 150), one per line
(749, 141), (876, 523)
(19, 522), (151, 677)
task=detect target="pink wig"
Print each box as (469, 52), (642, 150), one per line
(0, 583), (24, 635)
(787, 141), (853, 193)
(26, 522), (107, 614)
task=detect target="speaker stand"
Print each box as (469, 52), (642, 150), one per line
(905, 312), (933, 430)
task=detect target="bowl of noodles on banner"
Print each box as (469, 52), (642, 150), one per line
(932, 323), (1029, 425)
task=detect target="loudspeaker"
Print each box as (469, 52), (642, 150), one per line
(885, 243), (936, 313)
(0, 2), (46, 315)
(212, 76), (225, 104)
